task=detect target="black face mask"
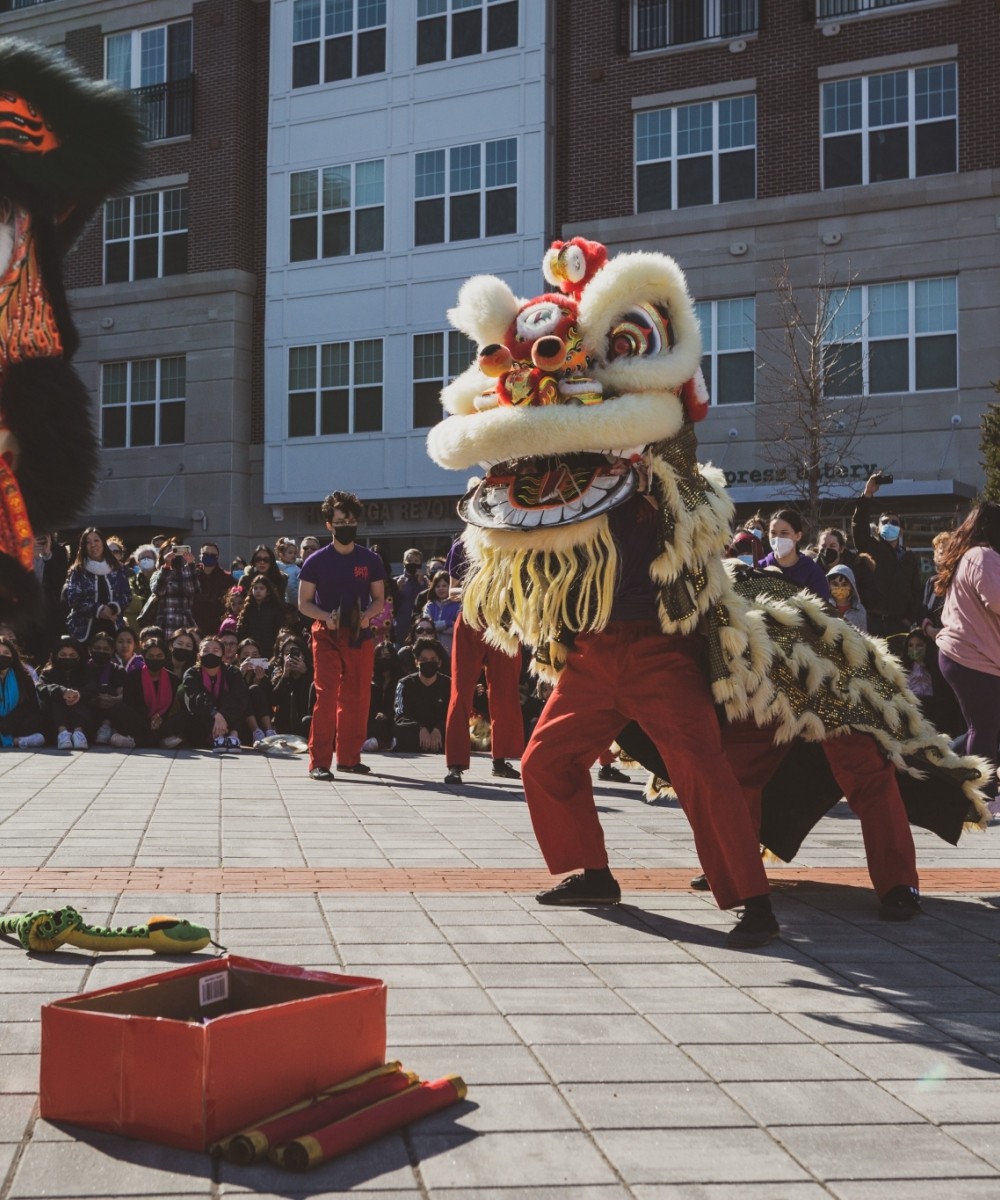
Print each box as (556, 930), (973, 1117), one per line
(0, 657), (11, 671)
(90, 651), (112, 665)
(146, 659), (166, 672)
(418, 661), (439, 679)
(822, 547), (840, 565)
(404, 562), (421, 574)
(201, 653), (222, 669)
(172, 649), (194, 664)
(332, 526), (357, 546)
(57, 657), (78, 670)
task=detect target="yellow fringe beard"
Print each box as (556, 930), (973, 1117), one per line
(461, 519), (619, 654)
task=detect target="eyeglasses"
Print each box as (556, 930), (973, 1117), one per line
(252, 557), (270, 564)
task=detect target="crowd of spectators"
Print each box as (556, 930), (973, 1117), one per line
(3, 469), (997, 818)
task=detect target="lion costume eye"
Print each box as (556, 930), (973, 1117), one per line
(607, 303), (672, 361)
(516, 301), (567, 340)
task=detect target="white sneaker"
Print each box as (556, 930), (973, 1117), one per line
(252, 728), (265, 745)
(57, 730), (72, 750)
(226, 733), (241, 753)
(16, 733), (46, 749)
(213, 736), (227, 752)
(94, 722), (112, 745)
(109, 732), (135, 750)
(71, 730), (88, 751)
(159, 735), (183, 749)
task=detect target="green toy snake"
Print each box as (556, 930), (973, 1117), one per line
(0, 907), (214, 953)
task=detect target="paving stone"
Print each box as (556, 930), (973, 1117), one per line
(218, 1130), (415, 1193)
(934, 1124), (1000, 1169)
(773, 1123), (997, 1180)
(591, 1127), (808, 1184)
(682, 1042), (863, 1082)
(780, 1011), (950, 1044)
(830, 1040), (1000, 1081)
(0, 1093), (35, 1141)
(632, 1186), (832, 1200)
(532, 1043), (709, 1084)
(646, 1012), (809, 1045)
(826, 1181), (1000, 1200)
(882, 1079), (1000, 1124)
(507, 1013), (666, 1046)
(391, 1043), (549, 1086)
(413, 1130), (618, 1189)
(9, 1137), (212, 1196)
(564, 1081), (754, 1129)
(724, 1079), (924, 1126)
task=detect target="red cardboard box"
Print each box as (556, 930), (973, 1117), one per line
(39, 955), (386, 1151)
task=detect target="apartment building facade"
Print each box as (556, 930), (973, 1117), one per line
(553, 0), (1000, 547)
(0, 0), (269, 559)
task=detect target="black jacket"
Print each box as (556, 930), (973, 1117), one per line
(851, 497), (922, 623)
(393, 671), (450, 733)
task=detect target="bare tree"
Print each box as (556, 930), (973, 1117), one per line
(754, 262), (875, 532)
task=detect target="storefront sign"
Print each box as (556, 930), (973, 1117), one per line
(721, 462), (879, 487)
(364, 498), (457, 524)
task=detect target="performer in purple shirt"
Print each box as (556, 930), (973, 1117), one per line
(297, 491), (385, 781)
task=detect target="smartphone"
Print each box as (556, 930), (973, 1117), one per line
(173, 545), (192, 555)
(877, 472), (894, 486)
(248, 657), (270, 670)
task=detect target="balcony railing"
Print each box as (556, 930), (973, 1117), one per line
(0, 1), (62, 12)
(818, 0), (925, 16)
(627, 0), (760, 53)
(132, 76), (195, 142)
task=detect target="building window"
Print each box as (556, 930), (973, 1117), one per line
(287, 340), (383, 437)
(292, 0), (386, 88)
(822, 63), (957, 188)
(101, 357), (186, 448)
(105, 21), (194, 140)
(416, 0), (518, 65)
(818, 1), (926, 17)
(695, 298), (755, 405)
(289, 161), (384, 261)
(635, 96), (755, 212)
(630, 0), (760, 53)
(104, 188), (188, 283)
(824, 278), (957, 396)
(412, 330), (476, 427)
(414, 138), (516, 245)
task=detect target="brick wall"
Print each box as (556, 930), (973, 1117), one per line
(554, 0), (1000, 228)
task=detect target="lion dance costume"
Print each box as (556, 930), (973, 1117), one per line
(0, 39), (142, 627)
(427, 238), (990, 932)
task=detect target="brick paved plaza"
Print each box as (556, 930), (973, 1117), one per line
(1, 747), (999, 1198)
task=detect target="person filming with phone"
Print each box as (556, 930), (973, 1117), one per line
(149, 541), (200, 638)
(852, 472), (922, 642)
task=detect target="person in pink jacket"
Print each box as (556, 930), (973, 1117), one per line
(934, 502), (1000, 815)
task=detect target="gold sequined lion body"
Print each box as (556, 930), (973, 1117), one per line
(427, 239), (991, 832)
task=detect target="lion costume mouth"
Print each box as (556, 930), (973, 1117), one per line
(459, 447), (644, 531)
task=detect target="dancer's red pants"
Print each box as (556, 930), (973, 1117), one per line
(445, 614), (525, 769)
(521, 623), (769, 910)
(720, 720), (918, 896)
(309, 622), (375, 771)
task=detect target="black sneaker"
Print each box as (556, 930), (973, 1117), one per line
(536, 871), (621, 907)
(338, 763), (371, 775)
(491, 759), (521, 779)
(309, 766), (335, 782)
(879, 884), (922, 922)
(444, 767), (464, 785)
(690, 872), (710, 891)
(726, 901), (780, 949)
(597, 764), (631, 783)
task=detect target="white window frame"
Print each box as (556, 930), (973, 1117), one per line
(291, 0), (387, 88)
(414, 137), (517, 245)
(101, 357), (186, 449)
(288, 160), (385, 262)
(630, 1), (759, 53)
(104, 20), (192, 88)
(634, 94), (755, 212)
(104, 188), (188, 284)
(821, 62), (958, 189)
(416, 0), (519, 65)
(411, 330), (476, 428)
(287, 339), (384, 439)
(823, 277), (958, 396)
(695, 298), (755, 406)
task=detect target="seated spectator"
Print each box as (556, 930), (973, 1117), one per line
(270, 634), (313, 736)
(182, 636), (250, 752)
(235, 574), (286, 658)
(192, 543), (236, 637)
(86, 630), (135, 749)
(827, 564), (868, 631)
(237, 637), (275, 744)
(122, 638), (186, 749)
(275, 538), (302, 604)
(37, 637), (95, 750)
(241, 545), (288, 597)
(219, 629), (240, 666)
(901, 626), (964, 737)
(422, 571), (461, 655)
(397, 614), (443, 677)
(125, 543), (160, 633)
(0, 635), (46, 749)
(167, 628), (199, 678)
(64, 527), (132, 643)
(393, 637), (450, 752)
(367, 640), (402, 750)
(0, 625), (40, 681)
(115, 627), (144, 673)
(521, 676), (552, 742)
